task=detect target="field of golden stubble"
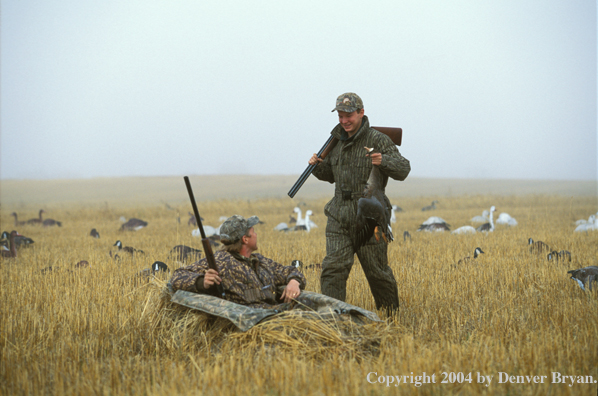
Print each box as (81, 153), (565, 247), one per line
(1, 194), (597, 396)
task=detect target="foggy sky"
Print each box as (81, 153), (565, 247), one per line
(1, 1), (596, 180)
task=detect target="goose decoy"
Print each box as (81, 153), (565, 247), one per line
(113, 240), (144, 255)
(574, 215), (597, 232)
(291, 260), (303, 270)
(1, 231), (19, 258)
(305, 263), (322, 271)
(496, 212), (517, 226)
(567, 266), (598, 291)
(421, 200), (438, 211)
(188, 212), (200, 226)
(354, 147), (393, 248)
(75, 260), (89, 268)
(403, 231), (411, 241)
(451, 225), (476, 235)
(191, 225), (217, 238)
(120, 218), (148, 231)
(528, 238), (550, 254)
(418, 217), (450, 232)
(43, 218), (62, 227)
(90, 229), (100, 238)
(421, 216), (449, 226)
(135, 261), (170, 282)
(470, 210), (489, 224)
(26, 209), (45, 225)
(457, 247), (484, 265)
(390, 204), (403, 224)
(293, 207), (304, 226)
(10, 213), (26, 226)
(288, 214), (297, 225)
(547, 250), (571, 263)
(476, 206), (496, 232)
(574, 214), (596, 226)
(1, 231), (34, 248)
(169, 245), (202, 262)
(274, 222), (290, 231)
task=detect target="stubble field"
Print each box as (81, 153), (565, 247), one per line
(1, 176), (597, 395)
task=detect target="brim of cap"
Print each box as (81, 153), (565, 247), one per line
(332, 105), (359, 113)
(246, 216), (260, 228)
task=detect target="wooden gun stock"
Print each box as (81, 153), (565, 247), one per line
(288, 126), (402, 198)
(184, 176), (225, 298)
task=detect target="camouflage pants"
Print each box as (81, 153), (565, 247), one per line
(320, 215), (399, 311)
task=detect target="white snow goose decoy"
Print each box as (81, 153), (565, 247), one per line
(354, 147), (393, 248)
(496, 212), (517, 226)
(451, 225), (476, 235)
(568, 266), (598, 291)
(574, 215), (597, 232)
(470, 210), (489, 224)
(476, 206), (496, 232)
(418, 216), (450, 232)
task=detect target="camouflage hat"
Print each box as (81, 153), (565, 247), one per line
(331, 92), (363, 113)
(219, 215), (260, 245)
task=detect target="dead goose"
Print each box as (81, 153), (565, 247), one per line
(120, 218), (148, 231)
(457, 247), (484, 265)
(528, 238), (550, 254)
(169, 245), (202, 262)
(567, 266), (598, 291)
(113, 240), (144, 255)
(421, 200), (438, 211)
(354, 147), (393, 248)
(476, 206), (496, 232)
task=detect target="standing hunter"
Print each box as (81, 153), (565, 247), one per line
(307, 92), (411, 313)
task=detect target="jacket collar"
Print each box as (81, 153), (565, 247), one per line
(332, 115), (370, 144)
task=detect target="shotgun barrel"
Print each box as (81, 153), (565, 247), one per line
(288, 126), (402, 199)
(184, 176), (225, 298)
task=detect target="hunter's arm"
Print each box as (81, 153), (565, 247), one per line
(257, 254), (307, 289)
(170, 258), (218, 295)
(311, 156), (335, 183)
(375, 132), (411, 181)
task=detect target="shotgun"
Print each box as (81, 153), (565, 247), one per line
(288, 126), (403, 198)
(184, 176), (225, 298)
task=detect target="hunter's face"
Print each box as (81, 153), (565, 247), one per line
(244, 227), (258, 252)
(338, 109), (364, 136)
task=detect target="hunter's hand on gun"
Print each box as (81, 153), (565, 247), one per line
(203, 268), (222, 289)
(280, 279), (301, 303)
(308, 153), (323, 166)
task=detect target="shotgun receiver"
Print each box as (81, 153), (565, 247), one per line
(184, 176), (225, 298)
(288, 126), (402, 198)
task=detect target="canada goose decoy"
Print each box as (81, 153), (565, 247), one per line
(355, 147), (393, 248)
(291, 260), (303, 270)
(120, 218), (148, 231)
(1, 231), (34, 248)
(304, 263), (322, 271)
(113, 240), (144, 255)
(457, 247), (484, 265)
(476, 206), (496, 232)
(547, 250), (571, 263)
(10, 213), (26, 226)
(421, 200), (438, 211)
(1, 231), (19, 258)
(496, 212), (518, 226)
(26, 209), (45, 225)
(135, 261), (170, 282)
(451, 225), (476, 235)
(75, 260), (89, 268)
(169, 245), (202, 262)
(90, 229), (100, 238)
(528, 238), (550, 254)
(43, 218), (62, 227)
(567, 266), (598, 291)
(403, 231), (411, 241)
(470, 210), (489, 224)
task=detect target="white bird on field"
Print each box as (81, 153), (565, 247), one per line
(476, 206), (496, 232)
(274, 222), (289, 231)
(496, 212), (518, 226)
(575, 214), (596, 226)
(390, 204), (402, 223)
(452, 225), (476, 235)
(470, 210), (489, 224)
(574, 216), (597, 233)
(192, 225), (217, 237)
(422, 216), (448, 226)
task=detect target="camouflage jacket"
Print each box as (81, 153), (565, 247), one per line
(312, 115), (411, 225)
(170, 250), (306, 309)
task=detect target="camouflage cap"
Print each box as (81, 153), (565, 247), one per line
(331, 92), (363, 113)
(219, 215), (260, 245)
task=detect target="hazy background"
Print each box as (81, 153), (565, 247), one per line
(1, 0), (596, 181)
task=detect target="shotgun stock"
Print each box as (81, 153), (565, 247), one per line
(184, 176), (225, 298)
(287, 126), (402, 198)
